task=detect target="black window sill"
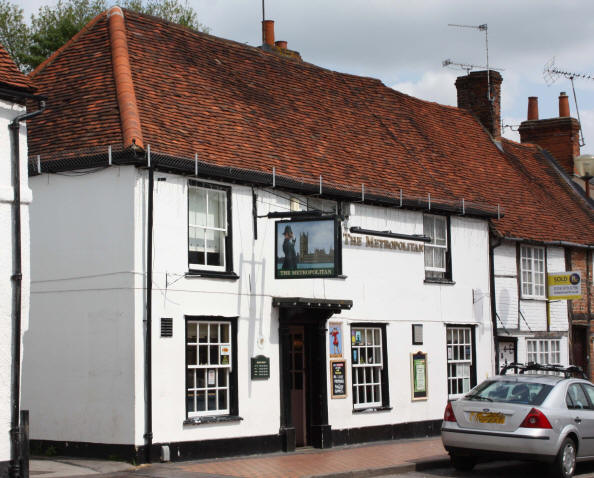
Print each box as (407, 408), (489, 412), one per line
(424, 277), (455, 285)
(184, 415), (243, 426)
(186, 270), (239, 280)
(520, 296), (547, 302)
(353, 406), (392, 414)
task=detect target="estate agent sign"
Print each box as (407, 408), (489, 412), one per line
(548, 271), (582, 300)
(275, 218), (340, 279)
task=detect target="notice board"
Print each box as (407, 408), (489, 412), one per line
(411, 351), (428, 401)
(330, 360), (347, 398)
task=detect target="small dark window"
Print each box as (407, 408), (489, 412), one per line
(161, 318), (173, 337)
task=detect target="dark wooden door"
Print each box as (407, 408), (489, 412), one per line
(289, 326), (307, 446)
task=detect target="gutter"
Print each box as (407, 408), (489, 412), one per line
(489, 227), (503, 374)
(144, 164), (154, 463)
(9, 97), (45, 478)
(500, 235), (594, 250)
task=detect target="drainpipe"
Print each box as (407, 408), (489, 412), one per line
(489, 232), (503, 374)
(144, 164), (154, 463)
(588, 248), (592, 380)
(9, 97), (45, 478)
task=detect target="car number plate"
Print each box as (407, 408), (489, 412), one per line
(469, 412), (505, 424)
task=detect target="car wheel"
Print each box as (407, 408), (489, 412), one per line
(553, 437), (577, 478)
(450, 454), (476, 471)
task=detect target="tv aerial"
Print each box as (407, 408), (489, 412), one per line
(443, 24), (503, 101)
(543, 57), (593, 146)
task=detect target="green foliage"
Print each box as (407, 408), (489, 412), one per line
(0, 0), (29, 71)
(122, 0), (209, 33)
(0, 0), (208, 72)
(25, 0), (107, 71)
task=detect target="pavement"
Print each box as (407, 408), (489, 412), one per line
(30, 436), (450, 478)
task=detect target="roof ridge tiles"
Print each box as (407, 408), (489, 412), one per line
(108, 6), (143, 149)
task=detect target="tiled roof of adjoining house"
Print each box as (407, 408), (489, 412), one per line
(0, 43), (33, 92)
(26, 10), (594, 245)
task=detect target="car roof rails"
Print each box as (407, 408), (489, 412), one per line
(499, 362), (588, 379)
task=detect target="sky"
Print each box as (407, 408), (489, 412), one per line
(19, 0), (594, 155)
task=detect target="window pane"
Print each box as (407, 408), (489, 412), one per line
(196, 391), (206, 411)
(189, 187), (207, 226)
(207, 390), (216, 411)
(210, 324), (219, 343)
(187, 392), (195, 412)
(196, 369), (205, 388)
(199, 345), (208, 365)
(434, 217), (447, 245)
(187, 370), (194, 388)
(221, 324), (230, 343)
(207, 190), (226, 229)
(199, 324), (208, 343)
(218, 389), (228, 411)
(187, 323), (197, 343)
(187, 346), (197, 366)
(206, 229), (225, 266)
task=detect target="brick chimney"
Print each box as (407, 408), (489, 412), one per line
(259, 19), (302, 61)
(518, 92), (580, 175)
(455, 70), (503, 139)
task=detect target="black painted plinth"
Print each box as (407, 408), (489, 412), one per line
(280, 426), (296, 452)
(310, 424), (332, 449)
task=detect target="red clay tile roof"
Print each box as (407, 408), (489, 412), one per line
(26, 10), (594, 245)
(0, 43), (33, 92)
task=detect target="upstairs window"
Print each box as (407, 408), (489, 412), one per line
(526, 339), (560, 366)
(188, 182), (232, 272)
(520, 246), (545, 298)
(424, 215), (450, 280)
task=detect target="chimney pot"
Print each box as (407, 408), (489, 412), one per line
(527, 97), (539, 121)
(275, 40), (287, 49)
(262, 20), (275, 47)
(559, 92), (570, 117)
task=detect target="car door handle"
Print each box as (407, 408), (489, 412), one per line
(575, 417), (582, 423)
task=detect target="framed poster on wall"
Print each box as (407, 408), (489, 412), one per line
(330, 360), (347, 399)
(329, 322), (343, 357)
(411, 351), (428, 401)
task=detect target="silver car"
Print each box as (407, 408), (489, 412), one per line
(441, 363), (593, 478)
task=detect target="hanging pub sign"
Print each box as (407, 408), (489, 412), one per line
(548, 271), (582, 300)
(275, 218), (341, 279)
(330, 360), (347, 398)
(411, 351), (428, 401)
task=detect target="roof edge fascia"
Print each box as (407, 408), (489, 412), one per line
(27, 151), (502, 220)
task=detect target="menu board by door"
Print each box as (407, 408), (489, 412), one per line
(330, 360), (347, 398)
(411, 351), (428, 401)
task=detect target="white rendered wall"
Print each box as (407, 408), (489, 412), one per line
(0, 99), (30, 465)
(143, 170), (493, 444)
(22, 167), (137, 445)
(494, 241), (569, 366)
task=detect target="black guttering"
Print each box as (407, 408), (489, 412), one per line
(9, 96), (45, 478)
(27, 151), (502, 220)
(144, 166), (154, 463)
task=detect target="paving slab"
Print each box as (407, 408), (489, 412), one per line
(29, 436), (448, 478)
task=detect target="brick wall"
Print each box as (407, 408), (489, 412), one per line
(456, 70), (502, 139)
(518, 117), (580, 175)
(569, 248), (593, 379)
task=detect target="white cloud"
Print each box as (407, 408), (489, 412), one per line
(390, 70), (458, 106)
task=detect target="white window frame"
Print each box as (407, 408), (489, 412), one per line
(351, 326), (383, 409)
(447, 326), (473, 399)
(423, 214), (448, 278)
(526, 339), (561, 366)
(520, 245), (546, 299)
(186, 320), (232, 417)
(188, 183), (229, 271)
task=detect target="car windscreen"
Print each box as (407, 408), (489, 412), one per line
(464, 380), (554, 405)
